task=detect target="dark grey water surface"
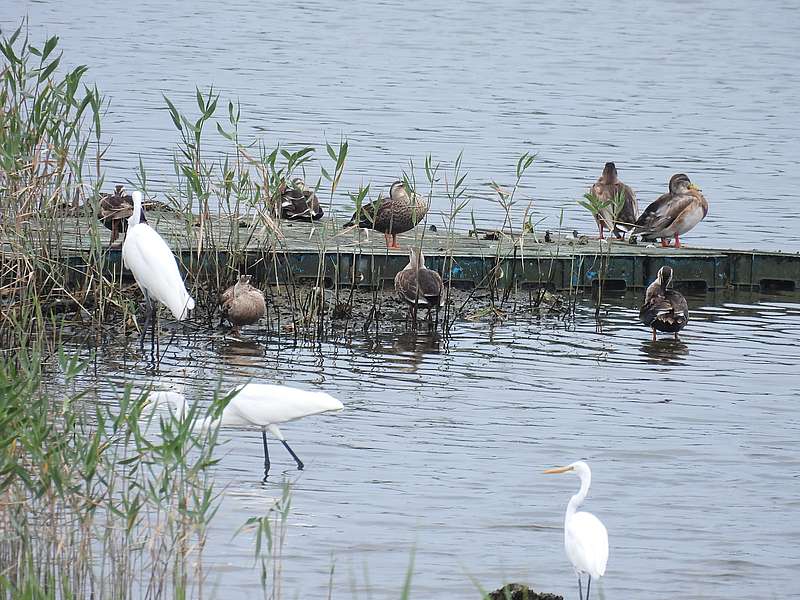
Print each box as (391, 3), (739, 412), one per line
(3, 0), (800, 250)
(62, 293), (800, 599)
(4, 1), (800, 598)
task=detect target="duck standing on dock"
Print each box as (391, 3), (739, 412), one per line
(280, 178), (323, 221)
(98, 185), (145, 248)
(632, 173), (707, 247)
(588, 162), (638, 239)
(122, 191), (194, 348)
(219, 275), (267, 334)
(639, 266), (689, 341)
(394, 247), (443, 321)
(345, 180), (428, 249)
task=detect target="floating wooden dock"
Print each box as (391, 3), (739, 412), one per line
(7, 213), (800, 293)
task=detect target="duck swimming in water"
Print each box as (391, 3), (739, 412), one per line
(346, 181), (428, 249)
(219, 275), (267, 334)
(394, 247), (443, 321)
(639, 266), (689, 341)
(588, 162), (638, 239)
(98, 185), (146, 247)
(632, 174), (707, 248)
(280, 178), (323, 221)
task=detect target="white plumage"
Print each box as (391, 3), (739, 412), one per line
(545, 460), (609, 599)
(122, 191), (194, 321)
(148, 383), (344, 479)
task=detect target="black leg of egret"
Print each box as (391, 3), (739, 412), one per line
(577, 574), (584, 600)
(261, 429), (271, 480)
(586, 576), (591, 599)
(140, 293), (153, 351)
(149, 302), (157, 351)
(281, 440), (304, 470)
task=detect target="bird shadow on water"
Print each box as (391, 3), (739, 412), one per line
(639, 338), (689, 364)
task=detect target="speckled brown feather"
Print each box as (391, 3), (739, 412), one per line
(394, 249), (443, 308)
(219, 276), (267, 329)
(589, 163), (638, 236)
(633, 174), (708, 241)
(347, 181), (428, 236)
(280, 179), (323, 221)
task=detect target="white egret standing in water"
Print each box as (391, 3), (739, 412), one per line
(149, 383), (344, 480)
(544, 461), (608, 600)
(122, 191), (194, 347)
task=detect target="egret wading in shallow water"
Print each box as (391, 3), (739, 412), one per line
(544, 461), (608, 600)
(122, 191), (194, 348)
(150, 383), (343, 480)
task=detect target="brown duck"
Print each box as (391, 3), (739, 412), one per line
(280, 178), (323, 221)
(394, 247), (443, 320)
(98, 185), (146, 247)
(346, 181), (428, 249)
(589, 162), (638, 239)
(219, 275), (267, 334)
(639, 266), (689, 341)
(632, 173), (707, 247)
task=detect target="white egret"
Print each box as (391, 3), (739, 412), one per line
(544, 461), (608, 600)
(149, 383), (343, 480)
(122, 191), (194, 347)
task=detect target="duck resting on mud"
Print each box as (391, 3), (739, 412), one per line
(345, 180), (428, 249)
(219, 275), (267, 335)
(639, 266), (689, 341)
(394, 247), (443, 322)
(632, 173), (707, 248)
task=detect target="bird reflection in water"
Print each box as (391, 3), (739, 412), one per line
(218, 337), (265, 370)
(392, 330), (442, 373)
(639, 338), (689, 363)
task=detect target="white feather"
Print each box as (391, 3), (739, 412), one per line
(121, 192), (194, 320)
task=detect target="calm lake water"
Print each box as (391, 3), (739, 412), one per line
(61, 292), (800, 600)
(3, 0), (800, 250)
(4, 1), (800, 598)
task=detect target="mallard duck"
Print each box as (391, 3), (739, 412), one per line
(99, 185), (146, 247)
(632, 173), (707, 247)
(639, 266), (689, 341)
(589, 162), (638, 239)
(345, 181), (428, 249)
(394, 247), (443, 320)
(280, 178), (323, 221)
(219, 275), (266, 334)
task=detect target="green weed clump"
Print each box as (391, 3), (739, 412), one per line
(0, 347), (222, 598)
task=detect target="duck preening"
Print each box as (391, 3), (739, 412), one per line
(280, 178), (323, 221)
(588, 162), (638, 239)
(99, 185), (146, 247)
(219, 275), (266, 334)
(632, 173), (707, 247)
(121, 191), (194, 349)
(394, 247), (444, 321)
(639, 266), (689, 340)
(345, 180), (428, 249)
(148, 383), (343, 480)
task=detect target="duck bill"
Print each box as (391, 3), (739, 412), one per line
(543, 465), (574, 475)
(687, 183), (702, 191)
